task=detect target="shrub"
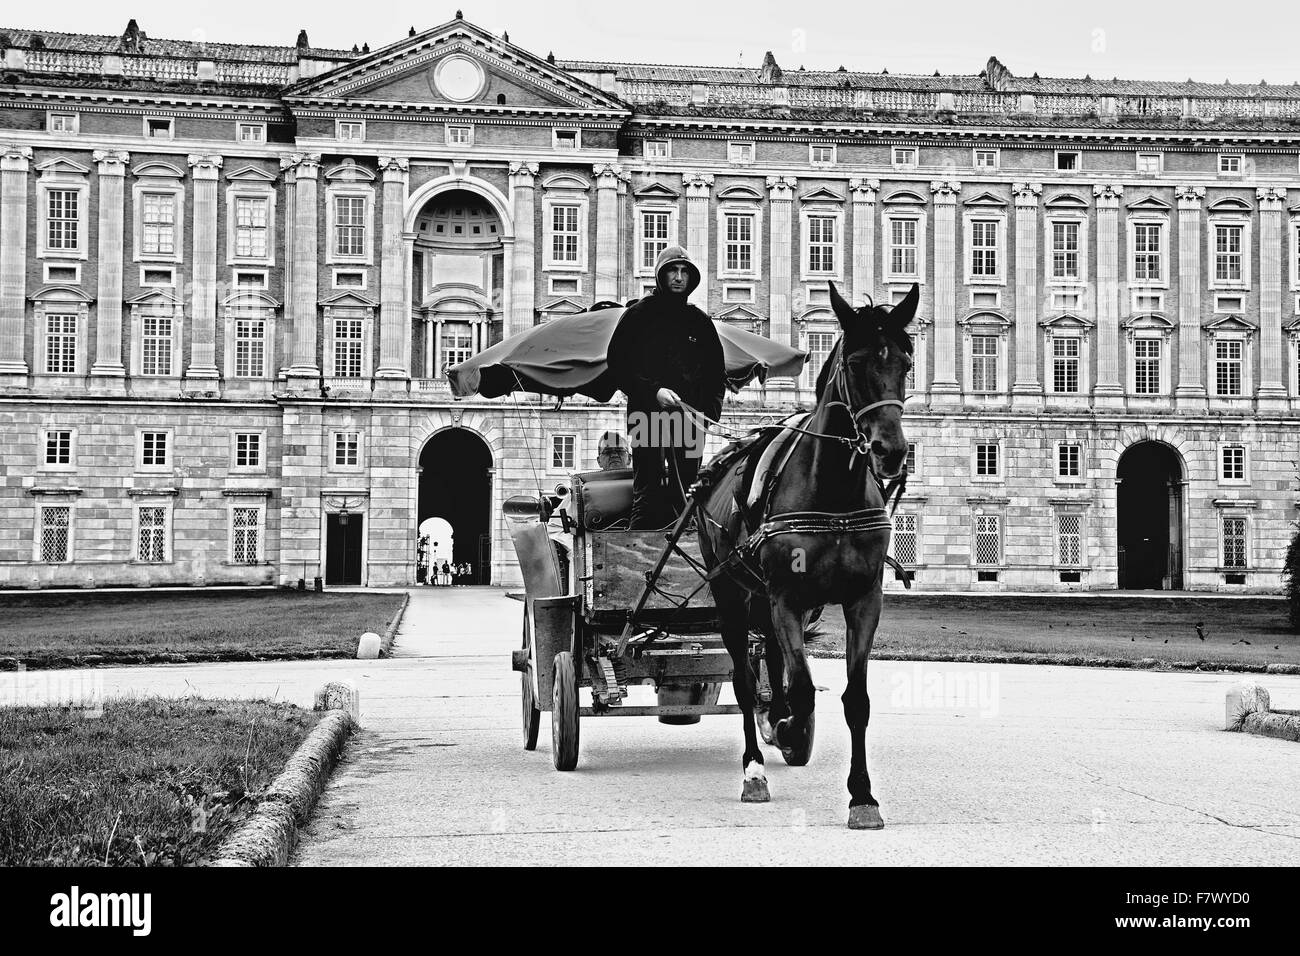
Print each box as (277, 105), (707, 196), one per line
(1284, 525), (1300, 631)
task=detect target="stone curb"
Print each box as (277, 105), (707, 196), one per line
(808, 648), (1300, 674)
(206, 704), (356, 867)
(0, 649), (355, 671)
(1225, 680), (1300, 743)
(379, 592), (410, 658)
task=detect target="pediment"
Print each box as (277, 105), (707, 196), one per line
(36, 157), (90, 176)
(226, 164), (279, 183)
(541, 172), (590, 192)
(962, 190), (1007, 207)
(1208, 197), (1251, 212)
(1040, 312), (1094, 330)
(1044, 192), (1088, 208)
(538, 296), (587, 314)
(284, 18), (626, 115)
(222, 290), (281, 308)
(1125, 195), (1172, 211)
(132, 161), (184, 179)
(30, 284), (93, 302)
(1122, 313), (1175, 329)
(717, 184), (763, 202)
(882, 189), (926, 205)
(718, 304), (765, 323)
(124, 289), (181, 306)
(633, 182), (680, 200)
(324, 160), (375, 183)
(320, 290), (378, 308)
(959, 310), (1011, 328)
(799, 186), (844, 204)
(1204, 314), (1256, 332)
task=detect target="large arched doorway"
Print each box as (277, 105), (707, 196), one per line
(419, 429), (492, 585)
(1116, 442), (1185, 590)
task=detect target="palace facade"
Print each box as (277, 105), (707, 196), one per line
(2, 15), (1299, 591)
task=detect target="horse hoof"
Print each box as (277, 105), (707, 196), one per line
(848, 804), (885, 830)
(741, 777), (770, 803)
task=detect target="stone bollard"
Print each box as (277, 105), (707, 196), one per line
(356, 631), (381, 660)
(314, 680), (360, 723)
(1225, 680), (1270, 730)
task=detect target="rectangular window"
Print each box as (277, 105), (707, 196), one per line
(140, 431), (169, 468)
(234, 319), (266, 378)
(337, 121), (364, 142)
(334, 197), (367, 257)
(1221, 445), (1246, 481)
(140, 316), (173, 376)
(1057, 514), (1082, 567)
(550, 204), (580, 263)
(974, 515), (1001, 565)
(552, 435), (576, 471)
(41, 506), (71, 563)
(47, 189), (80, 250)
(44, 314), (77, 374)
(1057, 443), (1082, 478)
(1133, 223), (1162, 281)
(1052, 336), (1080, 393)
(889, 219), (918, 276)
(137, 506), (168, 562)
(48, 112), (78, 134)
(553, 129), (579, 150)
(1215, 340), (1243, 396)
(724, 214), (755, 273)
(234, 197), (269, 258)
(142, 268), (174, 287)
(641, 210), (671, 270)
(1214, 225), (1243, 283)
(1136, 152), (1162, 174)
(973, 149), (998, 169)
(45, 429), (72, 466)
(905, 442), (918, 477)
(145, 117), (173, 139)
(334, 432), (360, 467)
(1134, 339), (1162, 394)
(333, 319), (363, 378)
(234, 433), (262, 469)
(807, 216), (836, 274)
(1219, 155), (1242, 174)
(805, 331), (836, 388)
(811, 144), (835, 165)
(892, 513), (918, 566)
(1222, 516), (1247, 569)
(141, 193), (176, 257)
(892, 147), (917, 167)
(232, 507), (261, 565)
(970, 335), (998, 392)
(975, 443), (999, 477)
(1056, 151), (1080, 171)
(970, 220), (999, 277)
(446, 125), (472, 145)
(440, 322), (474, 375)
(237, 122), (265, 143)
(728, 142), (754, 164)
(1051, 221), (1080, 279)
(644, 140), (670, 160)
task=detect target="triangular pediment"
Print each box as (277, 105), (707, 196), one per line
(320, 290), (378, 308)
(717, 304), (764, 323)
(539, 297), (587, 314)
(1125, 195), (1172, 211)
(634, 182), (680, 200)
(35, 157), (90, 176)
(1205, 314), (1256, 332)
(1040, 312), (1094, 330)
(125, 289), (181, 306)
(226, 164), (279, 183)
(799, 186), (844, 204)
(962, 191), (1007, 207)
(284, 18), (626, 116)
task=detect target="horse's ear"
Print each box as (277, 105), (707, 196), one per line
(828, 281), (857, 331)
(890, 282), (920, 328)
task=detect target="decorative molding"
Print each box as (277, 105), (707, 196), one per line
(592, 162), (627, 183)
(508, 161), (539, 183)
(225, 163), (278, 183)
(186, 154), (224, 177)
(799, 185), (844, 204)
(716, 183), (763, 201)
(1175, 184), (1206, 207)
(1, 145), (33, 169)
(1011, 182), (1042, 206)
(848, 178), (880, 200)
(1092, 183), (1124, 206)
(765, 175), (797, 199)
(279, 152), (322, 176)
(92, 149), (130, 173)
(930, 180), (961, 200)
(682, 172), (714, 197)
(1256, 185), (1287, 209)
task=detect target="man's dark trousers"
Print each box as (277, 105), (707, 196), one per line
(630, 441), (701, 530)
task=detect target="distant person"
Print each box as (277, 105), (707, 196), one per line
(441, 560), (451, 586)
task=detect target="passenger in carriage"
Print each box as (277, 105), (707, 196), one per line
(606, 246), (727, 529)
(596, 430), (630, 471)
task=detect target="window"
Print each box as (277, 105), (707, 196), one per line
(45, 264), (80, 283)
(892, 147), (917, 168)
(446, 125), (473, 146)
(48, 112), (78, 134)
(140, 193), (176, 258)
(975, 442), (1000, 477)
(724, 213), (755, 274)
(140, 316), (173, 376)
(333, 318), (364, 378)
(969, 220), (999, 277)
(235, 271), (268, 291)
(1133, 339), (1162, 394)
(237, 122), (266, 143)
(40, 506), (71, 563)
(1135, 152), (1162, 174)
(334, 432), (360, 467)
(805, 331), (836, 389)
(1222, 516), (1247, 569)
(1055, 151), (1080, 171)
(1214, 225), (1244, 283)
(806, 215), (836, 274)
(140, 431), (169, 468)
(141, 268), (174, 287)
(333, 270), (365, 290)
(1057, 514), (1083, 567)
(974, 515), (1001, 565)
(1057, 443), (1082, 479)
(1051, 221), (1080, 280)
(552, 434), (576, 471)
(334, 197), (367, 258)
(44, 314), (77, 374)
(232, 507), (261, 565)
(640, 210), (672, 271)
(1215, 339), (1244, 396)
(810, 144), (836, 165)
(905, 442), (918, 476)
(145, 117), (173, 139)
(1220, 445), (1246, 482)
(47, 189), (80, 251)
(45, 430), (73, 466)
(441, 322), (474, 374)
(892, 513), (918, 566)
(728, 142), (755, 164)
(550, 204), (580, 265)
(233, 319), (266, 378)
(645, 140), (670, 160)
(973, 148), (998, 169)
(889, 218), (919, 277)
(136, 506), (168, 562)
(1219, 154), (1243, 175)
(1051, 336), (1081, 393)
(233, 433), (262, 469)
(1133, 223), (1162, 282)
(337, 120), (365, 142)
(553, 129), (579, 150)
(234, 197), (269, 258)
(970, 335), (999, 392)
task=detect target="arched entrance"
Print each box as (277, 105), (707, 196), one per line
(419, 429), (492, 585)
(1116, 441), (1185, 590)
(417, 516), (454, 583)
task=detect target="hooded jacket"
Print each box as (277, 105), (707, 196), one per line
(606, 245), (727, 421)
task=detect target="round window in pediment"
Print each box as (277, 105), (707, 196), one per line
(433, 54), (485, 102)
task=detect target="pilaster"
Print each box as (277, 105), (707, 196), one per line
(285, 153), (322, 381)
(1011, 181), (1043, 406)
(91, 149), (129, 382)
(849, 178), (879, 305)
(1092, 183), (1124, 406)
(507, 162), (538, 339)
(593, 163), (625, 303)
(766, 176), (797, 394)
(184, 153), (222, 383)
(929, 179), (962, 401)
(1256, 185), (1288, 409)
(376, 156), (410, 380)
(1174, 185), (1207, 410)
(683, 172), (713, 310)
(0, 145), (33, 381)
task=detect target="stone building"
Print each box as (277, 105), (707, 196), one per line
(1, 14), (1298, 591)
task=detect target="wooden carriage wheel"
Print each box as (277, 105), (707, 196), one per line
(551, 650), (580, 771)
(520, 606), (540, 750)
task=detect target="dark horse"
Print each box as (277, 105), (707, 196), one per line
(697, 281), (916, 829)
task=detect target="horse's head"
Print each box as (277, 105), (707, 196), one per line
(822, 281), (918, 479)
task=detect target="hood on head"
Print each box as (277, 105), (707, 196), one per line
(653, 245), (700, 297)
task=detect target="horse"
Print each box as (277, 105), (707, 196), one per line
(696, 280), (917, 830)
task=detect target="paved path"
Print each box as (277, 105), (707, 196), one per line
(5, 587), (1299, 865)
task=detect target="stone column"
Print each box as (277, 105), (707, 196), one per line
(767, 176), (797, 393)
(508, 162), (538, 339)
(1011, 181), (1043, 406)
(0, 146), (33, 380)
(402, 231), (417, 371)
(286, 153), (322, 379)
(90, 149), (129, 380)
(616, 172), (631, 301)
(593, 163), (623, 303)
(1092, 183), (1124, 405)
(1257, 186), (1288, 409)
(376, 156), (410, 380)
(849, 178), (879, 305)
(185, 154), (222, 381)
(683, 172), (714, 311)
(928, 180), (961, 401)
(1174, 185), (1207, 409)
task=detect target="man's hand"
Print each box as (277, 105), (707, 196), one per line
(656, 387), (682, 408)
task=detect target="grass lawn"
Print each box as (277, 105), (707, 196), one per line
(0, 697), (320, 866)
(0, 589), (404, 668)
(807, 595), (1300, 670)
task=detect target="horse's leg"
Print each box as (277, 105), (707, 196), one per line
(715, 579), (768, 802)
(842, 586), (885, 830)
(769, 594), (815, 766)
(746, 597), (782, 745)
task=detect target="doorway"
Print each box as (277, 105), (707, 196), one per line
(325, 513), (364, 585)
(418, 428), (493, 585)
(1116, 441), (1184, 590)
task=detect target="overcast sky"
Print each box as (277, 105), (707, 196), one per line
(6, 0), (1298, 85)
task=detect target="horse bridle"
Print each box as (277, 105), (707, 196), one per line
(820, 337), (906, 460)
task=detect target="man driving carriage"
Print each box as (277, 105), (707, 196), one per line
(606, 246), (727, 530)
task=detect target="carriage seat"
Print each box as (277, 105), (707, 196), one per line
(570, 468), (634, 531)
